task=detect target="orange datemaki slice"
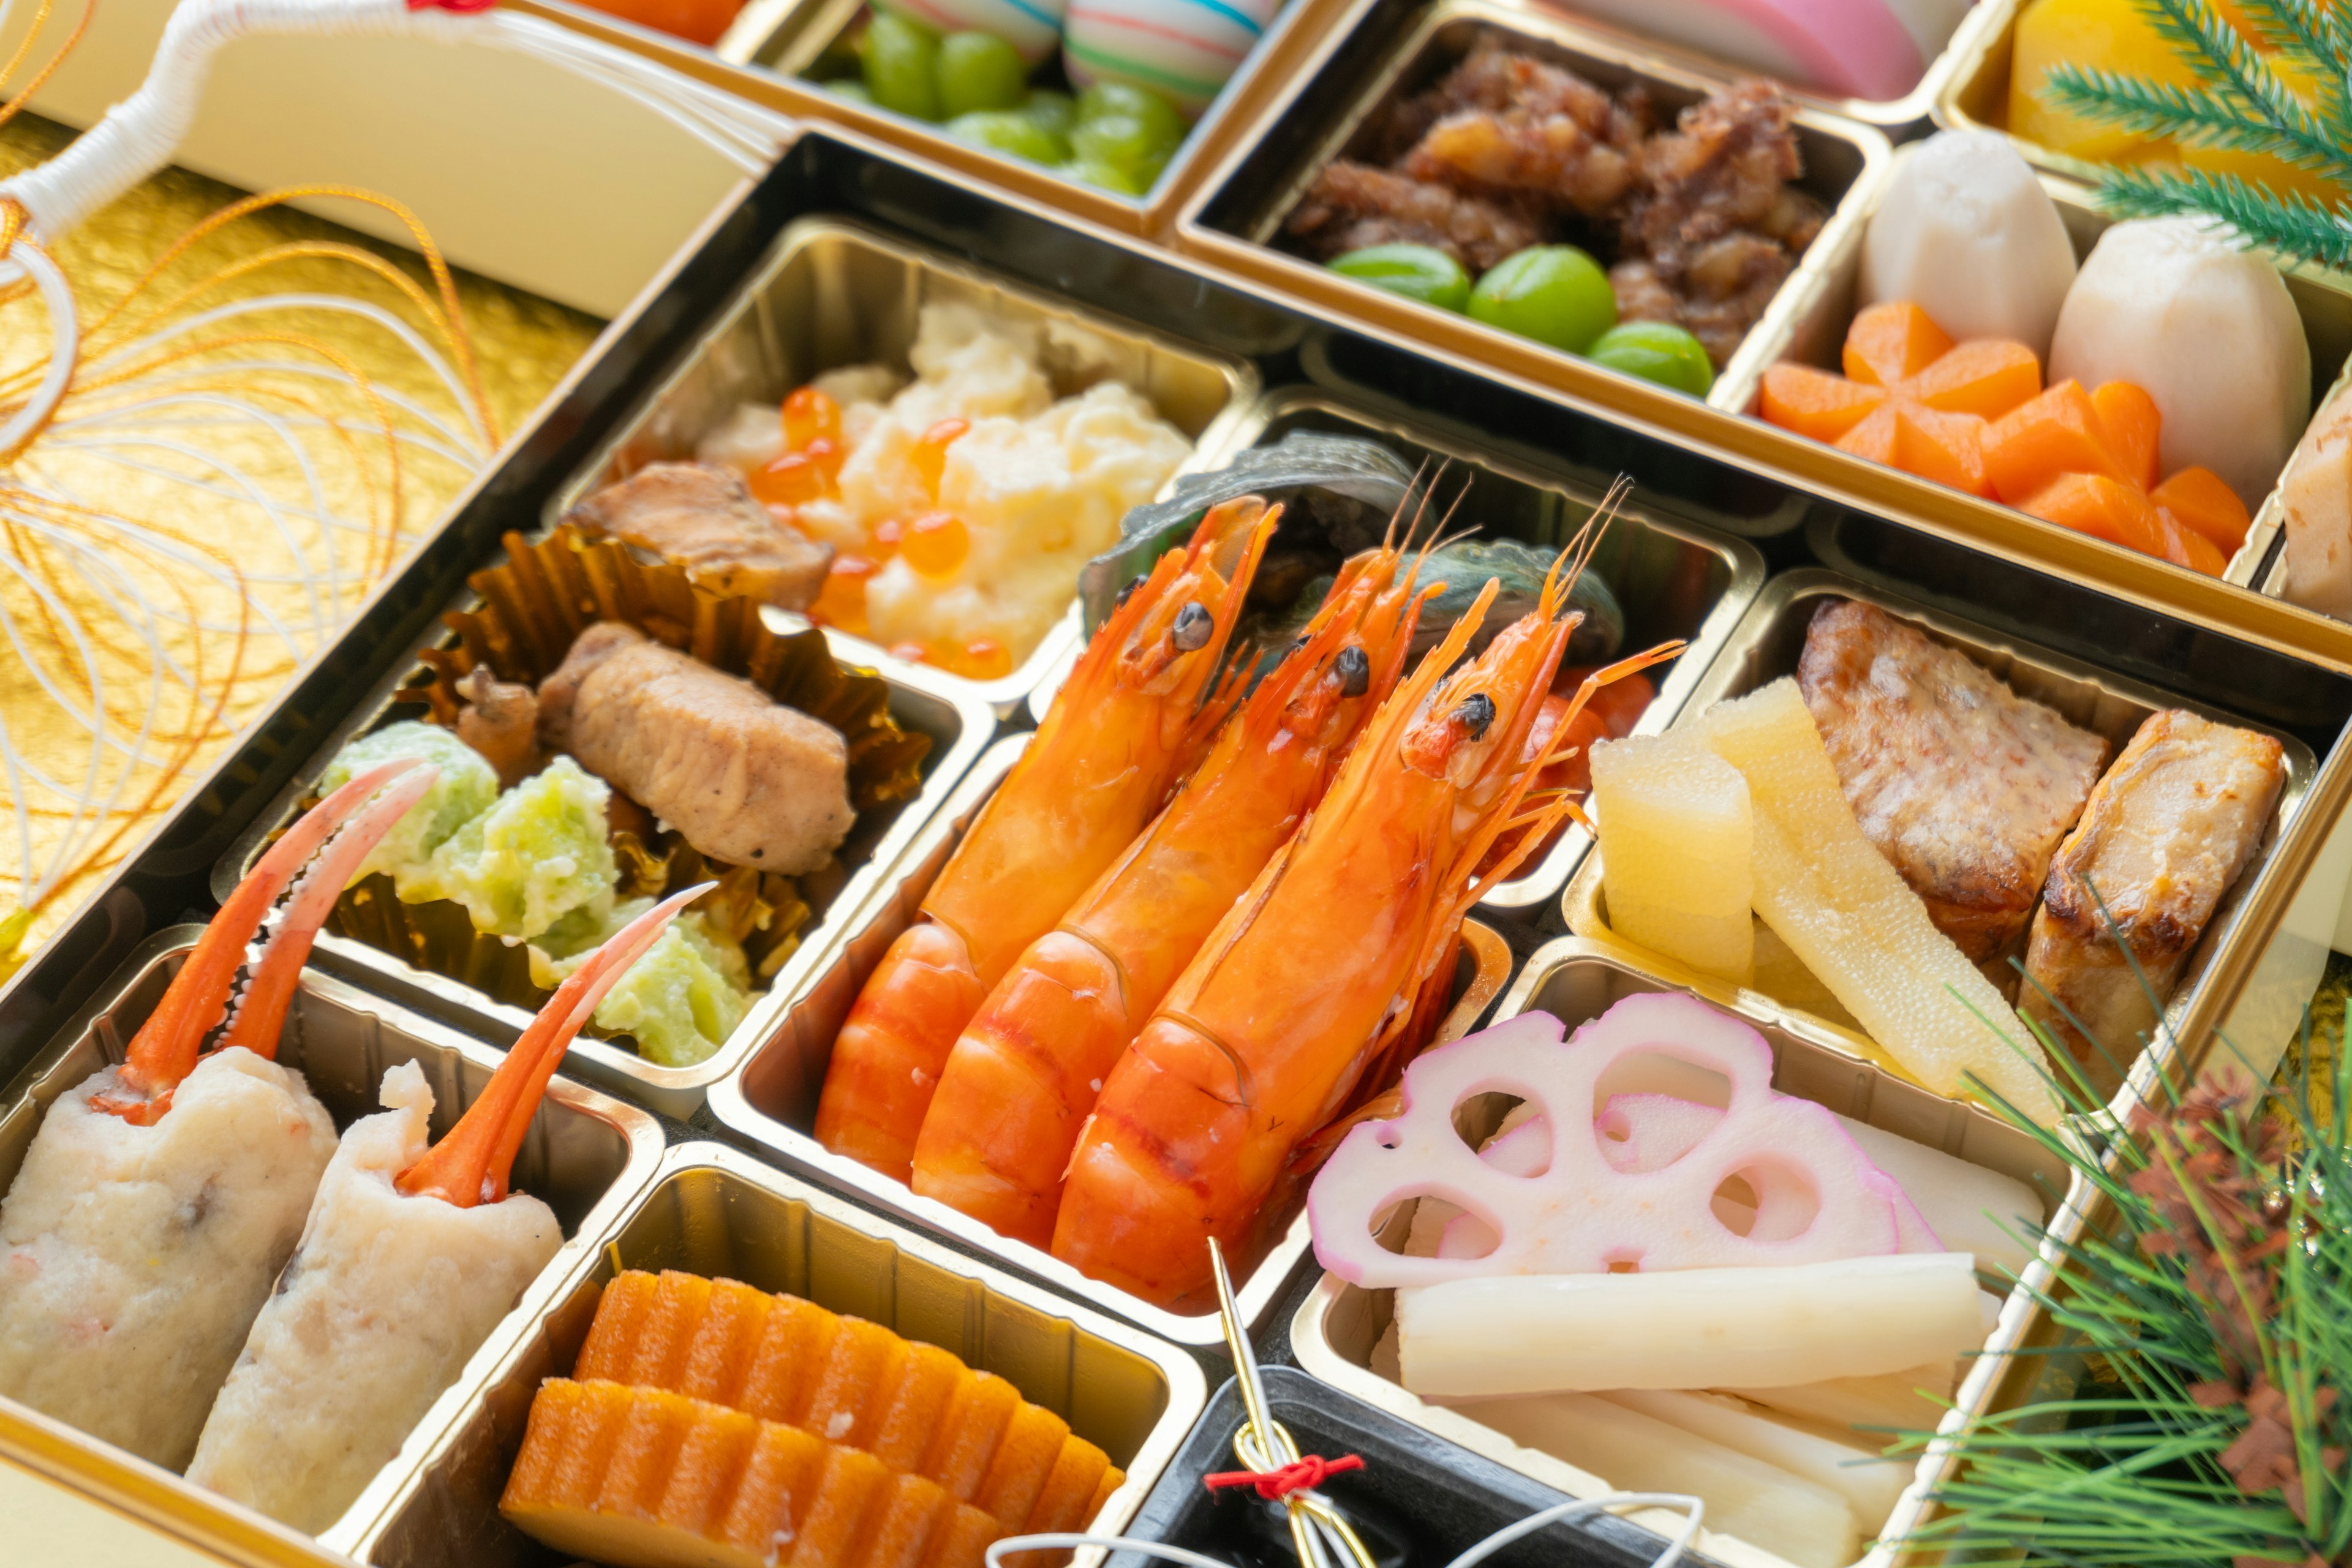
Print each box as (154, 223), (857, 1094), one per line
(500, 1379), (998, 1568)
(572, 1270), (1121, 1532)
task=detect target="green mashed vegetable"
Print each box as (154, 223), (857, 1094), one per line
(328, 721), (752, 1066)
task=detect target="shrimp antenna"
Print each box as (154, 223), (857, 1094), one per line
(1545, 475), (1631, 617)
(1385, 456), (1438, 552)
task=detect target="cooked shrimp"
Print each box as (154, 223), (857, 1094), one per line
(812, 498), (1275, 1180)
(1053, 522), (1683, 1310)
(908, 541), (1433, 1246)
(0, 762), (437, 1468)
(183, 889), (702, 1532)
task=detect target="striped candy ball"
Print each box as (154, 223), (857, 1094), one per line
(873, 0), (1067, 63)
(1062, 0), (1281, 116)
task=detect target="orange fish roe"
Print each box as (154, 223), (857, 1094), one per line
(570, 1270), (1122, 1535)
(499, 1378), (999, 1568)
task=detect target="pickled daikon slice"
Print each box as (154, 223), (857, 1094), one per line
(1696, 680), (2057, 1121)
(1308, 995), (1932, 1287)
(1590, 729), (1755, 983)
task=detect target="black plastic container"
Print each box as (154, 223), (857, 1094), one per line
(1109, 1368), (1708, 1568)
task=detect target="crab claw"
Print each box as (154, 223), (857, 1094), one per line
(94, 760), (440, 1126)
(396, 884), (712, 1208)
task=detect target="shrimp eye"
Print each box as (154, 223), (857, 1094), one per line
(1335, 644), (1371, 697)
(1171, 602), (1213, 651)
(1117, 574), (1147, 609)
(1455, 692), (1496, 738)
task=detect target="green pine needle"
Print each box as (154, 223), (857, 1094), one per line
(2035, 0), (2352, 272)
(1891, 955), (2352, 1566)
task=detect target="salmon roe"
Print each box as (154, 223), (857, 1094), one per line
(781, 386), (841, 451)
(900, 511), (970, 579)
(809, 556), (877, 637)
(748, 451), (832, 508)
(912, 418), (969, 496)
(948, 639), (1014, 680)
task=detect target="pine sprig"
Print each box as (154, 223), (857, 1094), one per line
(1892, 973), (2352, 1567)
(2031, 0), (2352, 273)
(2098, 164), (2352, 271)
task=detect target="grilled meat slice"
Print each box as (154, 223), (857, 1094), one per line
(563, 462), (832, 612)
(1798, 598), (2111, 962)
(539, 622), (854, 874)
(2021, 709), (2285, 1087)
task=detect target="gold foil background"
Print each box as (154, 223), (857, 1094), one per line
(0, 111), (601, 974)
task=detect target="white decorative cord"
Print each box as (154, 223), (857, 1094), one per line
(0, 0), (793, 447)
(0, 0), (790, 241)
(980, 1492), (1707, 1568)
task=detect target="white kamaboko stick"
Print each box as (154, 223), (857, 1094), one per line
(1601, 1389), (1913, 1533)
(1395, 1253), (1986, 1396)
(1721, 1362), (1959, 1436)
(1467, 1389), (1859, 1568)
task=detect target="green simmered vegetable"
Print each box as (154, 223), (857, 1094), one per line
(420, 756), (617, 941)
(317, 721), (497, 896)
(1326, 244), (1472, 312)
(1468, 246), (1615, 353)
(1588, 321), (1716, 397)
(535, 899), (752, 1068)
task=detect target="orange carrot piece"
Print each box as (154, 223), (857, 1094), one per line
(1022, 1438), (1111, 1534)
(1844, 301), (1954, 386)
(1891, 403), (1994, 497)
(596, 1383), (693, 1521)
(1762, 363), (1886, 442)
(924, 1373), (1022, 1502)
(1905, 337), (2042, 420)
(2091, 381), (2163, 490)
(794, 1446), (895, 1568)
(2154, 508), (2230, 575)
(723, 1418), (827, 1557)
(2019, 473), (2171, 558)
(2151, 465), (2252, 554)
(1834, 401), (1902, 466)
(1985, 381), (2132, 505)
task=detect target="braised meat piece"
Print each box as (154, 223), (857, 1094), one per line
(455, 666), (540, 788)
(1610, 236), (1797, 368)
(1396, 39), (1646, 215)
(2022, 710), (2285, 1087)
(1797, 599), (2111, 964)
(1283, 32), (1819, 368)
(1621, 81), (1812, 271)
(1286, 160), (1546, 271)
(537, 622), (854, 873)
(562, 462), (832, 612)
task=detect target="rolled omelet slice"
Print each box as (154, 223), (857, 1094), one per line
(184, 1060), (561, 1532)
(0, 1048), (337, 1469)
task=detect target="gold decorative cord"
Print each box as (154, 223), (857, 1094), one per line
(0, 24), (598, 978)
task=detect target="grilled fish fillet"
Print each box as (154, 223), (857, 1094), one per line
(539, 622), (854, 873)
(1799, 598), (2111, 962)
(565, 461), (832, 612)
(2021, 709), (2285, 1086)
